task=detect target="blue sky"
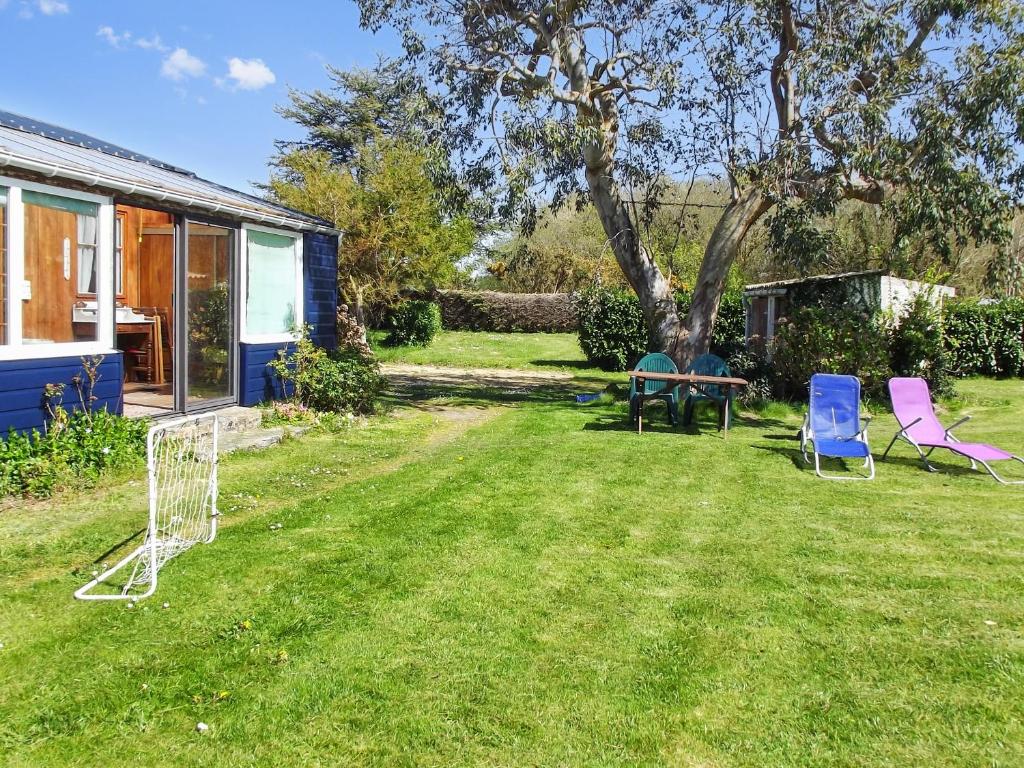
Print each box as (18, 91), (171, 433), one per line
(0, 0), (401, 192)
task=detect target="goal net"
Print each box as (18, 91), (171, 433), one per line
(75, 413), (219, 601)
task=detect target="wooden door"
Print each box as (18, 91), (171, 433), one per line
(23, 204), (80, 343)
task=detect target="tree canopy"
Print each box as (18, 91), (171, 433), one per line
(269, 61), (477, 325)
(355, 0), (1024, 363)
(269, 143), (474, 325)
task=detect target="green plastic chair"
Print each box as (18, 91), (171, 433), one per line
(682, 353), (732, 429)
(629, 353), (680, 427)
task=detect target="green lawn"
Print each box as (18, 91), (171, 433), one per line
(370, 329), (588, 370)
(2, 363), (1024, 766)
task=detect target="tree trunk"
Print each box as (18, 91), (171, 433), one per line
(583, 157), (683, 357)
(347, 277), (368, 330)
(676, 187), (771, 364)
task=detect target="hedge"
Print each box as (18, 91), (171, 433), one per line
(576, 286), (962, 401)
(435, 290), (577, 333)
(943, 298), (1024, 377)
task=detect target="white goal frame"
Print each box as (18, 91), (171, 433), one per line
(75, 413), (219, 601)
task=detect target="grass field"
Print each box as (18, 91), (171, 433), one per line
(2, 339), (1023, 766)
(370, 329), (587, 370)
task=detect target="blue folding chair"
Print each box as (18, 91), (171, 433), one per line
(799, 374), (875, 480)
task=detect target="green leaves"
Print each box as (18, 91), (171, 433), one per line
(268, 142), (475, 315)
(944, 298), (1024, 377)
(383, 300), (443, 347)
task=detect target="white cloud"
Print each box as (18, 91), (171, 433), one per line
(135, 34), (168, 52)
(37, 0), (68, 14)
(97, 25), (129, 47)
(161, 48), (206, 81)
(97, 25), (170, 53)
(224, 57), (276, 91)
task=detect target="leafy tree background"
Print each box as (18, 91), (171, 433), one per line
(267, 62), (476, 326)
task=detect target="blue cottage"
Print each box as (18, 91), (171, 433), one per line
(0, 111), (339, 433)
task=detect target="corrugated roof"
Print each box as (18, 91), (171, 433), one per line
(0, 110), (337, 234)
(744, 270), (885, 293)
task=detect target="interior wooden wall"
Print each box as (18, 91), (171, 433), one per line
(23, 203), (81, 343)
(186, 225), (230, 291)
(118, 205), (141, 306)
(118, 205), (174, 311)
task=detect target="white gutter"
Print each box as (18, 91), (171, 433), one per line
(0, 147), (341, 236)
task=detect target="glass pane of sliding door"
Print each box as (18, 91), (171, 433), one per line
(184, 221), (235, 407)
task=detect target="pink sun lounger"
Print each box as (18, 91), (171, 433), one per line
(883, 377), (1024, 485)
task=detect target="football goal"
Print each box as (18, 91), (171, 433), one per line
(75, 413), (219, 601)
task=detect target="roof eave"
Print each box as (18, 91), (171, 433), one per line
(0, 148), (341, 237)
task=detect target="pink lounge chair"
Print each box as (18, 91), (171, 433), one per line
(883, 377), (1024, 485)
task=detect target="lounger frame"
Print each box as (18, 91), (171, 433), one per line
(882, 415), (1024, 485)
(801, 414), (876, 481)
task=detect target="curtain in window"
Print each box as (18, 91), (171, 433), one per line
(246, 230), (297, 336)
(77, 214), (98, 294)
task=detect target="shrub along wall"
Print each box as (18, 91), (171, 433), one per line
(943, 298), (1024, 377)
(435, 290), (577, 333)
(576, 286), (965, 402)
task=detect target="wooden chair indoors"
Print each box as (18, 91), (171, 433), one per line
(135, 306), (173, 385)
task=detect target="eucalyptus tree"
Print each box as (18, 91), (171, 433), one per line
(356, 0), (1024, 362)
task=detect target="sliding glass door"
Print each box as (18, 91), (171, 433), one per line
(181, 220), (236, 409)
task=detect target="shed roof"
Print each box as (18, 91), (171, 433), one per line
(0, 110), (338, 234)
(743, 270), (885, 294)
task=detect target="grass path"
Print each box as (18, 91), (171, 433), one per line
(1, 373), (1023, 766)
(370, 330), (588, 371)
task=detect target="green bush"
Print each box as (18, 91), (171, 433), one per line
(771, 306), (893, 400)
(943, 299), (1024, 377)
(726, 349), (774, 405)
(676, 290), (747, 362)
(0, 409), (149, 498)
(575, 286), (748, 372)
(888, 293), (953, 396)
(269, 331), (383, 415)
(384, 300), (442, 347)
(574, 287), (648, 371)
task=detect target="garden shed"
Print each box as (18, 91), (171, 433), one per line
(0, 110), (339, 434)
(743, 270), (955, 351)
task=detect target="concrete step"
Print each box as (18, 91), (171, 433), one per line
(219, 425), (310, 454)
(149, 405), (301, 455)
(212, 406), (264, 434)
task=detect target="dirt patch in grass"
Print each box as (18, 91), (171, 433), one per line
(381, 363), (572, 392)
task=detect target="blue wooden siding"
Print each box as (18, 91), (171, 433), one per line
(303, 232), (338, 350)
(238, 234), (336, 407)
(238, 342), (294, 407)
(0, 353), (123, 435)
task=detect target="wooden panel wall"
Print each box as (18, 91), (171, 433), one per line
(187, 226), (230, 291)
(303, 232), (339, 350)
(118, 205), (174, 309)
(138, 233), (174, 310)
(118, 205), (141, 305)
(23, 203), (81, 343)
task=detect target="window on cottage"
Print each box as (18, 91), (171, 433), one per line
(21, 190), (99, 343)
(245, 229), (300, 337)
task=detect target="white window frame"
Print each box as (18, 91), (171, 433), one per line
(239, 223), (304, 345)
(0, 175), (116, 361)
